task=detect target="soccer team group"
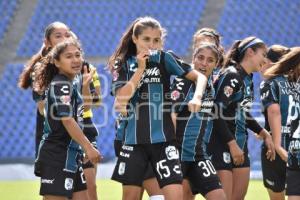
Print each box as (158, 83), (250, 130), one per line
(18, 16), (300, 200)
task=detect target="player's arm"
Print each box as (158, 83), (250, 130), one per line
(163, 51), (207, 113)
(268, 104), (287, 162)
(62, 118), (101, 164)
(113, 52), (148, 115)
(215, 72), (245, 165)
(246, 112), (275, 161)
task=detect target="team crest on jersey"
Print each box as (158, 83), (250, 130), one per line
(223, 152), (231, 164)
(60, 95), (71, 105)
(64, 178), (73, 190)
(112, 71), (119, 81)
(171, 90), (180, 100)
(224, 86), (233, 97)
(165, 146), (179, 160)
(118, 162), (126, 175)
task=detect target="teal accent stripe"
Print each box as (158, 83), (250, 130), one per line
(181, 113), (202, 161)
(125, 111), (137, 144)
(149, 84), (165, 143)
(235, 109), (246, 149)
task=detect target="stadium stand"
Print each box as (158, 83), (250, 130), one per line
(0, 1), (299, 174)
(217, 0), (300, 48)
(17, 0), (207, 57)
(0, 0), (19, 43)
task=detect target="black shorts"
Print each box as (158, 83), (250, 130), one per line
(111, 142), (183, 188)
(39, 164), (86, 198)
(210, 143), (250, 170)
(182, 160), (222, 196)
(114, 139), (156, 180)
(83, 117), (98, 148)
(261, 144), (286, 192)
(286, 168), (300, 196)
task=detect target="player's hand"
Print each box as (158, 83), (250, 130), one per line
(263, 132), (276, 161)
(136, 50), (149, 71)
(275, 146), (288, 162)
(228, 140), (244, 165)
(85, 145), (102, 165)
(82, 64), (95, 88)
(188, 98), (201, 113)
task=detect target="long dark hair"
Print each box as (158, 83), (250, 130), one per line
(34, 39), (82, 93)
(266, 44), (290, 63)
(108, 16), (166, 72)
(193, 27), (224, 66)
(18, 22), (70, 89)
(264, 47), (300, 82)
(223, 36), (266, 68)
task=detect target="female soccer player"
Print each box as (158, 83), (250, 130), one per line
(171, 43), (226, 200)
(192, 27), (224, 82)
(34, 39), (101, 200)
(18, 21), (72, 176)
(263, 47), (300, 200)
(71, 31), (102, 200)
(108, 16), (207, 200)
(260, 45), (291, 200)
(209, 36), (275, 200)
(113, 18), (166, 199)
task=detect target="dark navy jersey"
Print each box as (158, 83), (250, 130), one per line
(260, 75), (297, 150)
(37, 74), (83, 173)
(213, 66), (262, 150)
(285, 82), (300, 169)
(171, 76), (215, 161)
(111, 50), (192, 145)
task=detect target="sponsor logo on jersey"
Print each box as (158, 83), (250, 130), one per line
(64, 178), (73, 190)
(60, 95), (71, 105)
(224, 86), (233, 97)
(265, 179), (275, 186)
(223, 152), (231, 164)
(120, 151), (130, 158)
(118, 162), (126, 175)
(171, 90), (180, 101)
(41, 179), (55, 184)
(60, 85), (69, 94)
(165, 146), (179, 160)
(122, 145), (133, 151)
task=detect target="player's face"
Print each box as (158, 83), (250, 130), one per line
(260, 58), (273, 74)
(55, 45), (83, 79)
(47, 26), (71, 48)
(252, 47), (267, 72)
(133, 27), (162, 54)
(193, 48), (218, 77)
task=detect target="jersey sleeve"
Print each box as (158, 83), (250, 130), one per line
(245, 112), (263, 134)
(111, 60), (128, 96)
(215, 72), (242, 108)
(51, 81), (73, 118)
(163, 51), (192, 77)
(212, 108), (235, 143)
(170, 77), (193, 113)
(260, 80), (279, 110)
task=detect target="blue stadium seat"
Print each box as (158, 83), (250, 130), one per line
(17, 0), (207, 57)
(0, 0), (19, 42)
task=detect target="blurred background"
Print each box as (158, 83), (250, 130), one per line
(0, 0), (299, 180)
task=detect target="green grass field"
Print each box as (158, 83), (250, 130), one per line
(0, 179), (270, 200)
